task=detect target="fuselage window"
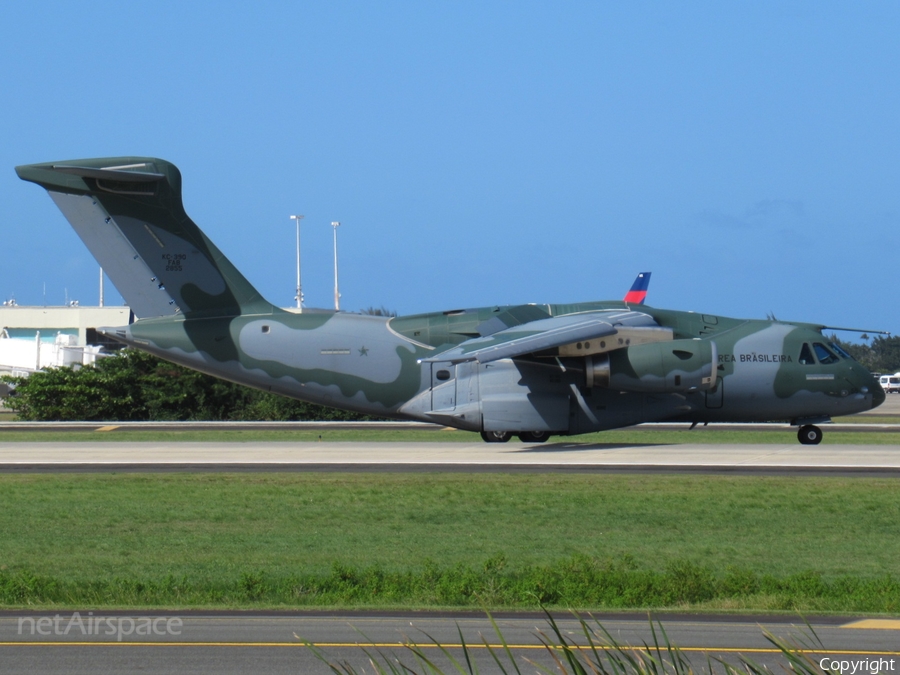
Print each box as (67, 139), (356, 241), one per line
(812, 342), (839, 365)
(799, 343), (815, 365)
(829, 342), (853, 360)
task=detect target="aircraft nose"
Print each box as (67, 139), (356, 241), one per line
(872, 380), (886, 409)
(850, 364), (884, 410)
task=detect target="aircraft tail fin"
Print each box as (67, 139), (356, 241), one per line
(623, 272), (651, 305)
(16, 157), (273, 320)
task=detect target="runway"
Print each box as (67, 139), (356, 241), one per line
(0, 440), (899, 475)
(1, 611), (898, 674)
(1, 426), (898, 672)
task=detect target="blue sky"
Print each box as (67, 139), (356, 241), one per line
(2, 2), (898, 337)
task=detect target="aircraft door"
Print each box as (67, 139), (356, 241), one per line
(430, 364), (457, 411)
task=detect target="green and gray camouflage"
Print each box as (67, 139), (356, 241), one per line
(16, 157), (884, 444)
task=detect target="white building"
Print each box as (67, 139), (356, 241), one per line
(0, 305), (131, 375)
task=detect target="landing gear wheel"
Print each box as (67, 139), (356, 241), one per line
(518, 430), (550, 444)
(797, 425), (823, 445)
(480, 430), (512, 443)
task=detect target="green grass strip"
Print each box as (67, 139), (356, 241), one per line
(0, 473), (898, 611)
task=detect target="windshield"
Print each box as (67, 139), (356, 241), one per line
(813, 343), (839, 365)
(829, 342), (853, 360)
(799, 343), (815, 365)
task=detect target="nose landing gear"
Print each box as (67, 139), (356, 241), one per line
(797, 424), (823, 445)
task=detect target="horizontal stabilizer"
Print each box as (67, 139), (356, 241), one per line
(50, 164), (166, 182)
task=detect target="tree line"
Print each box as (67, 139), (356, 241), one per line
(1, 349), (382, 422)
(831, 334), (900, 374)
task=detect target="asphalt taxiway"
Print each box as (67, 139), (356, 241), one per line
(1, 611), (899, 674)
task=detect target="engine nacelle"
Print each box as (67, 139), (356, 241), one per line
(586, 339), (717, 394)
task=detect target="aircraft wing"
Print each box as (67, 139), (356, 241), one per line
(422, 310), (655, 364)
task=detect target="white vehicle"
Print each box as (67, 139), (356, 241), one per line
(879, 374), (900, 394)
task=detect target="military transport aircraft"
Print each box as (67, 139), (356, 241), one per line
(16, 157), (885, 445)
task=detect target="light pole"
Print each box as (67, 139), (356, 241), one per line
(289, 215), (304, 311)
(331, 221), (341, 311)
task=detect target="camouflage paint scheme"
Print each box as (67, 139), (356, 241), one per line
(16, 158), (885, 443)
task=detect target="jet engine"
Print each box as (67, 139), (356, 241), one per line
(586, 338), (717, 394)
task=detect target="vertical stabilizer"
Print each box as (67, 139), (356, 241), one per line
(16, 158), (273, 319)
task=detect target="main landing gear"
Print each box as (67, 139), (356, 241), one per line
(797, 424), (823, 445)
(479, 430), (551, 443)
(480, 430), (512, 443)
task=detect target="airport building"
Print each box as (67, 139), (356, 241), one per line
(0, 303), (303, 377)
(0, 304), (132, 376)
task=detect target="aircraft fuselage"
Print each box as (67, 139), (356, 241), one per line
(107, 300), (883, 437)
(16, 155), (882, 445)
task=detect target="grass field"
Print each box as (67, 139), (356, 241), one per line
(0, 472), (898, 612)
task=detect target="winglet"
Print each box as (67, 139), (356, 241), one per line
(623, 272), (651, 305)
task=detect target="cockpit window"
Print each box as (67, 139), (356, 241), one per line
(813, 342), (839, 365)
(799, 343), (815, 365)
(829, 342), (853, 360)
